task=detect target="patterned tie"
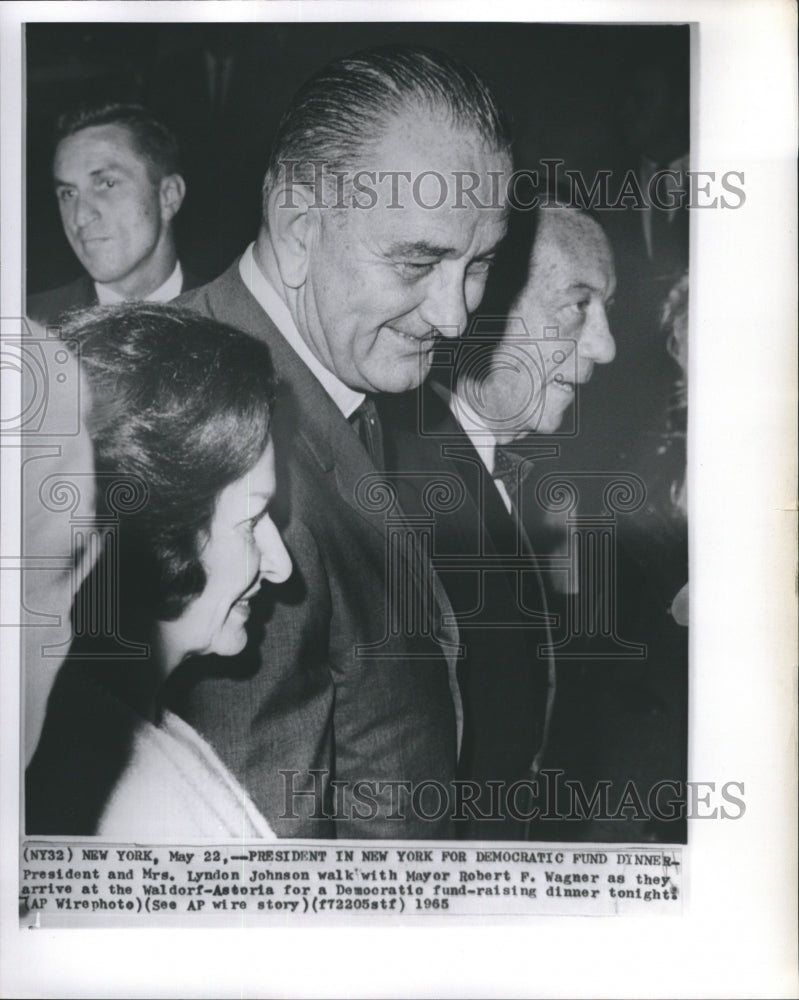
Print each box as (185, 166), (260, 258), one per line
(492, 444), (534, 512)
(349, 395), (385, 471)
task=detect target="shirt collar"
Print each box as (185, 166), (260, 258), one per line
(238, 243), (364, 419)
(434, 380), (499, 475)
(94, 260), (183, 305)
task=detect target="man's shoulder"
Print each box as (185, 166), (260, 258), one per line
(379, 382), (462, 454)
(175, 258), (275, 342)
(27, 275), (96, 327)
(177, 261), (327, 408)
(175, 259), (243, 313)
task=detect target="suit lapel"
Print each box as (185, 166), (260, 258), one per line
(388, 386), (507, 560)
(383, 383), (557, 777)
(187, 263), (461, 668)
(414, 385), (523, 564)
(189, 263), (382, 531)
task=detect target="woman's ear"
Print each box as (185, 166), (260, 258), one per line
(265, 181), (318, 289)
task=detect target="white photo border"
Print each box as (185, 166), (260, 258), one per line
(1, 1), (796, 997)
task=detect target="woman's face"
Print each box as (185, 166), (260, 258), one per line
(161, 441), (291, 665)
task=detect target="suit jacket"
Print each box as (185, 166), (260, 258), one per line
(170, 261), (460, 838)
(379, 385), (555, 839)
(26, 266), (202, 327)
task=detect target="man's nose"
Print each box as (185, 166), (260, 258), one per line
(419, 267), (469, 339)
(256, 516), (292, 584)
(72, 193), (100, 229)
(579, 306), (616, 365)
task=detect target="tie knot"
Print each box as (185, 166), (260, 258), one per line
(492, 445), (532, 491)
(351, 395), (376, 422)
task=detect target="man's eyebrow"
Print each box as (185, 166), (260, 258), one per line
(560, 279), (616, 303)
(383, 239), (457, 259)
(53, 163), (130, 187)
(564, 281), (600, 295)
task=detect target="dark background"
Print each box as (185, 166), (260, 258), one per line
(25, 21), (690, 842)
(26, 21), (688, 292)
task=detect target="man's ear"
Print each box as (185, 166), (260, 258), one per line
(265, 181), (318, 289)
(159, 173), (186, 223)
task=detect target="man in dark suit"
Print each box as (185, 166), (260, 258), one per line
(379, 205), (617, 837)
(28, 104), (199, 325)
(172, 46), (513, 838)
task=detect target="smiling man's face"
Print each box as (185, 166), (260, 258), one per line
(295, 112), (512, 394)
(480, 209), (617, 440)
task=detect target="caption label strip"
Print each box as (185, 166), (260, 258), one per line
(20, 841), (682, 924)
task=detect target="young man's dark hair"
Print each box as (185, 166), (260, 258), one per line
(54, 103), (181, 180)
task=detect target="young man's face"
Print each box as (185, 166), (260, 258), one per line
(53, 124), (172, 297)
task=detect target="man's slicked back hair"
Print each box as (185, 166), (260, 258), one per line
(262, 44), (511, 213)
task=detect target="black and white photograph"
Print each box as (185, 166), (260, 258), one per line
(1, 1), (796, 997)
(22, 18), (694, 844)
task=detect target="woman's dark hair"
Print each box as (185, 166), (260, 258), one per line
(62, 303), (276, 620)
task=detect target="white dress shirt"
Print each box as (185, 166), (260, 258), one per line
(441, 382), (514, 514)
(95, 260), (184, 305)
(238, 243), (364, 419)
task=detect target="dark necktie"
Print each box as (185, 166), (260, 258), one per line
(492, 444), (534, 514)
(492, 442), (556, 780)
(350, 395), (385, 471)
